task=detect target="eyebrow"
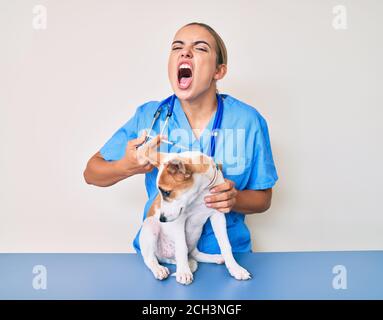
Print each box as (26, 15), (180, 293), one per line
(171, 40), (211, 49)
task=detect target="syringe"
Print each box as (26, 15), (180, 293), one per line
(147, 135), (189, 150)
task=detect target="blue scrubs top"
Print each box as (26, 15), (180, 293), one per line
(100, 94), (278, 254)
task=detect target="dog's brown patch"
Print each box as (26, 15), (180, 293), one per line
(146, 154), (215, 213)
(179, 154), (211, 174)
(157, 154), (212, 201)
(158, 165), (194, 201)
(147, 193), (161, 218)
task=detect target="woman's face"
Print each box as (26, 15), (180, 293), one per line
(168, 25), (225, 101)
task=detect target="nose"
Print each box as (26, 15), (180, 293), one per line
(159, 214), (167, 223)
(181, 46), (193, 59)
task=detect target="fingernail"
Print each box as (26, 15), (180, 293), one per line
(207, 204), (212, 207)
(205, 197), (210, 202)
(210, 188), (216, 193)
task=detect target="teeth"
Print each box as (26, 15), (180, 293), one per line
(179, 63), (191, 69)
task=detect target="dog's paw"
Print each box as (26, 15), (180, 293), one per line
(188, 258), (198, 273)
(227, 264), (252, 280)
(176, 269), (193, 285)
(151, 265), (170, 280)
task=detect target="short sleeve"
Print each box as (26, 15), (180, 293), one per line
(246, 114), (278, 190)
(99, 109), (140, 161)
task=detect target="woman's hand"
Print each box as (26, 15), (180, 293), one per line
(204, 178), (238, 213)
(117, 131), (162, 176)
(83, 132), (163, 187)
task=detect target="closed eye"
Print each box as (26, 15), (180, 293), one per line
(171, 47), (208, 52)
(159, 187), (171, 198)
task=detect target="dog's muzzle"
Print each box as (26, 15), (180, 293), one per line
(159, 207), (183, 223)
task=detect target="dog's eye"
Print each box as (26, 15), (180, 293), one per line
(159, 187), (171, 198)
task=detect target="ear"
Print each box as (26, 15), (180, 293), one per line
(137, 144), (166, 168)
(147, 151), (167, 168)
(214, 64), (227, 81)
(166, 158), (191, 178)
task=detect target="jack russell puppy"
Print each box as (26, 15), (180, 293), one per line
(137, 142), (251, 285)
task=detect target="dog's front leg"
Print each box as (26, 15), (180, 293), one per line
(174, 226), (193, 285)
(139, 217), (170, 280)
(210, 213), (251, 280)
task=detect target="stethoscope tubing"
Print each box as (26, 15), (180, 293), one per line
(144, 93), (223, 158)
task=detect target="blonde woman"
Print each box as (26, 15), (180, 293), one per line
(84, 22), (278, 255)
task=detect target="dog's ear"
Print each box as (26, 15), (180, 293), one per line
(147, 151), (167, 167)
(166, 158), (191, 179)
(137, 141), (166, 168)
(166, 158), (186, 174)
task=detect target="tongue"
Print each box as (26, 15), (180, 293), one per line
(179, 77), (192, 89)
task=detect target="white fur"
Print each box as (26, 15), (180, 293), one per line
(138, 151), (251, 285)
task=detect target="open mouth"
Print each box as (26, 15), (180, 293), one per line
(177, 64), (193, 90)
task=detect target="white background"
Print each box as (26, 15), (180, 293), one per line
(1, 0), (382, 252)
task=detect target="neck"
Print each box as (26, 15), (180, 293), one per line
(179, 86), (218, 122)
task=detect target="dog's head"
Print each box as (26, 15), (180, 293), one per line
(138, 144), (218, 223)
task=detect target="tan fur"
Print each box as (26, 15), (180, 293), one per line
(146, 153), (215, 214)
(147, 194), (161, 218)
(158, 166), (194, 201)
(178, 155), (211, 174)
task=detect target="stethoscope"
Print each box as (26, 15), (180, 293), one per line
(141, 93), (224, 158)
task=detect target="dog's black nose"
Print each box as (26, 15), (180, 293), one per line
(159, 214), (167, 223)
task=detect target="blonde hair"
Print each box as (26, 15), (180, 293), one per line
(182, 22), (228, 67)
